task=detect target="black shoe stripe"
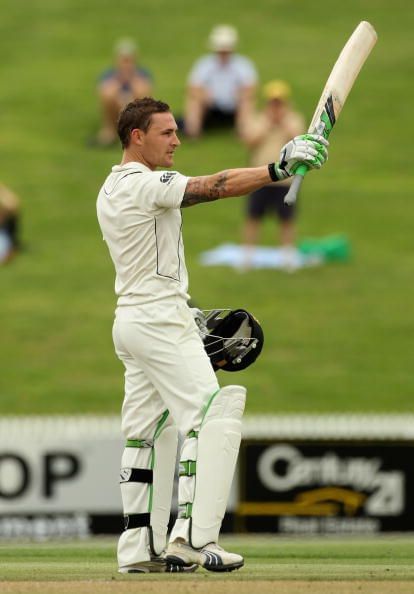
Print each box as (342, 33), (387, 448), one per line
(204, 560), (244, 573)
(203, 551), (222, 566)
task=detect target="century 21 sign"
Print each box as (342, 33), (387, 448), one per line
(237, 441), (414, 532)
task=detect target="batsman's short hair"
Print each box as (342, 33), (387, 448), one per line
(117, 97), (171, 148)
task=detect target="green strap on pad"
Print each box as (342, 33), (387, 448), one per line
(179, 460), (197, 476)
(125, 438), (153, 448)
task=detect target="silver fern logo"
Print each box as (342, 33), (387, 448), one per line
(160, 172), (176, 184)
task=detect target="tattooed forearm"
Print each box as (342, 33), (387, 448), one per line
(181, 193), (219, 207)
(181, 172), (229, 207)
(210, 171), (229, 197)
(181, 166), (271, 207)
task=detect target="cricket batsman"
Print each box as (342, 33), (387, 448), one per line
(96, 97), (328, 573)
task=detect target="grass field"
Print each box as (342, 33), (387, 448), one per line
(1, 5), (413, 590)
(1, 535), (414, 593)
(0, 0), (413, 415)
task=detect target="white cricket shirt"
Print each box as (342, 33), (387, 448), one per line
(188, 53), (257, 112)
(97, 161), (190, 306)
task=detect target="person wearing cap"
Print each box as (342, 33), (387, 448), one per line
(182, 25), (258, 138)
(94, 38), (153, 146)
(239, 80), (306, 269)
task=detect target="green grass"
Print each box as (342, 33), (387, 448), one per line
(1, 535), (414, 582)
(0, 0), (413, 414)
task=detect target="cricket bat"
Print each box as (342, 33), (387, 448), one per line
(284, 21), (378, 205)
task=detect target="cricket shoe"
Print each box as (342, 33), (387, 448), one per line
(118, 554), (198, 574)
(165, 539), (244, 572)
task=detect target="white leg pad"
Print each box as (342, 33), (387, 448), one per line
(117, 526), (150, 567)
(191, 385), (246, 548)
(119, 447), (152, 516)
(169, 385), (246, 548)
(150, 425), (178, 554)
(178, 436), (198, 508)
(118, 446), (152, 567)
(117, 422), (178, 568)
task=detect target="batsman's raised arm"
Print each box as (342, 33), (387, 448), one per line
(182, 167), (270, 207)
(181, 133), (329, 208)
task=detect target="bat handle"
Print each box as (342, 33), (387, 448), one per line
(284, 164), (308, 205)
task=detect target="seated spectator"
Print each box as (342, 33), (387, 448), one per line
(0, 183), (21, 264)
(182, 24), (258, 138)
(94, 38), (153, 146)
(239, 80), (306, 270)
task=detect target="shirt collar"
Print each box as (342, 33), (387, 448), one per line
(112, 161), (152, 173)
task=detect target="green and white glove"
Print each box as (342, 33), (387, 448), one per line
(270, 134), (329, 180)
(190, 307), (208, 338)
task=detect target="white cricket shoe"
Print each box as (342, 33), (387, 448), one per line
(165, 539), (244, 572)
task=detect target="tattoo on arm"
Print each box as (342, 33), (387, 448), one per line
(181, 172), (229, 207)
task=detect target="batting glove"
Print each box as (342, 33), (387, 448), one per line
(190, 307), (208, 338)
(270, 134), (329, 180)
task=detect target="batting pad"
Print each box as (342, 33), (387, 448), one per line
(177, 434), (198, 514)
(150, 424), (178, 554)
(118, 443), (153, 567)
(170, 385), (246, 548)
(119, 444), (152, 522)
(118, 418), (178, 567)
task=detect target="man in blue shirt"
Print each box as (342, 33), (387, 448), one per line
(95, 38), (153, 146)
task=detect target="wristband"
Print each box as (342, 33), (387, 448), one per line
(268, 163), (280, 182)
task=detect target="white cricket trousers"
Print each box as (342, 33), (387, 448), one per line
(112, 298), (220, 567)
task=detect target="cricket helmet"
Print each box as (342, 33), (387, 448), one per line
(202, 308), (264, 372)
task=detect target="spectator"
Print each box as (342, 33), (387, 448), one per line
(0, 183), (21, 264)
(94, 38), (153, 146)
(239, 80), (306, 269)
(182, 24), (258, 138)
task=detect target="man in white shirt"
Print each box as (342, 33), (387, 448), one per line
(96, 97), (328, 574)
(183, 25), (258, 138)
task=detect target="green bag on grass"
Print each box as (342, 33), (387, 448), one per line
(297, 235), (350, 262)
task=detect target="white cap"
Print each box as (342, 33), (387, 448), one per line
(208, 25), (238, 52)
(114, 38), (137, 56)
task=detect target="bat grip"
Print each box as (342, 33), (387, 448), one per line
(284, 164), (308, 205)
